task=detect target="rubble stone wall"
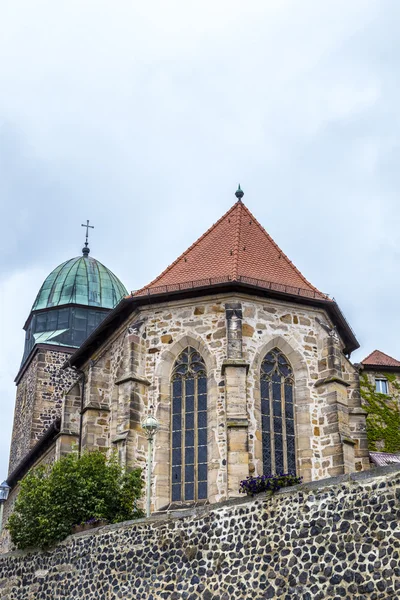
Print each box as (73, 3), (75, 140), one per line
(0, 466), (399, 600)
(9, 348), (77, 475)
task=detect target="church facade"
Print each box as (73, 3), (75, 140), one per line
(5, 190), (370, 523)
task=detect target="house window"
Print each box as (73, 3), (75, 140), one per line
(375, 378), (389, 394)
(261, 348), (296, 475)
(171, 347), (207, 503)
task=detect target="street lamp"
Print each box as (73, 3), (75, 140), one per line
(142, 414), (159, 518)
(0, 481), (10, 533)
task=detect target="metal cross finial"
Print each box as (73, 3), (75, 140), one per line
(81, 220), (94, 256)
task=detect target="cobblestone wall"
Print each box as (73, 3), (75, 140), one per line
(9, 348), (78, 475)
(0, 466), (399, 599)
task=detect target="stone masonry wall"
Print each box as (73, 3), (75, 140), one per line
(1, 465), (399, 599)
(74, 292), (368, 511)
(9, 348), (78, 475)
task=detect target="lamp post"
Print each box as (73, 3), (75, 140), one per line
(0, 481), (10, 533)
(141, 414), (159, 518)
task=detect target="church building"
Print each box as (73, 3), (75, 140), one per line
(5, 188), (370, 520)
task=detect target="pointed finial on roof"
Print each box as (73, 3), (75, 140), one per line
(81, 219), (94, 257)
(235, 184), (244, 201)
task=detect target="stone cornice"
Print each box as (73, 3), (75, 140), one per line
(221, 359), (249, 374)
(314, 376), (351, 389)
(115, 375), (151, 386)
(227, 418), (249, 428)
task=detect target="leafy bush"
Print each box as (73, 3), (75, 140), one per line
(7, 450), (144, 550)
(239, 473), (302, 497)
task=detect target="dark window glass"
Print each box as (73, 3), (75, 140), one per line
(275, 451), (284, 474)
(185, 430), (194, 447)
(198, 395), (207, 411)
(172, 430), (181, 448)
(273, 399), (282, 417)
(185, 483), (194, 501)
(185, 396), (194, 413)
(185, 465), (195, 482)
(198, 377), (207, 394)
(273, 416), (282, 434)
(261, 348), (296, 475)
(185, 447), (194, 465)
(186, 378), (194, 396)
(185, 412), (194, 430)
(198, 412), (207, 428)
(198, 446), (207, 463)
(198, 429), (207, 446)
(173, 379), (182, 397)
(172, 448), (181, 466)
(172, 484), (181, 501)
(58, 308), (69, 329)
(261, 415), (270, 435)
(36, 313), (47, 332)
(198, 463), (207, 481)
(198, 481), (207, 499)
(172, 415), (181, 431)
(263, 446), (271, 475)
(171, 467), (181, 483)
(173, 396), (182, 414)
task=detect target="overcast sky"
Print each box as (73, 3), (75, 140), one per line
(1, 0), (400, 478)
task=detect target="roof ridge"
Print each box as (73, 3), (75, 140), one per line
(232, 201), (242, 280)
(135, 202), (239, 294)
(239, 203), (327, 298)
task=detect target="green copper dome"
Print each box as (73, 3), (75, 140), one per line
(32, 255), (128, 311)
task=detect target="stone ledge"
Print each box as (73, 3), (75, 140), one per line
(115, 375), (151, 386)
(227, 418), (249, 428)
(111, 431), (129, 443)
(55, 431), (79, 439)
(81, 403), (110, 415)
(221, 359), (249, 374)
(348, 406), (367, 415)
(340, 435), (356, 446)
(314, 376), (350, 388)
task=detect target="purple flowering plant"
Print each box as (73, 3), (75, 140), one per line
(239, 472), (302, 497)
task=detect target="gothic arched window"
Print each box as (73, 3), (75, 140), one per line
(260, 348), (296, 475)
(171, 347), (207, 503)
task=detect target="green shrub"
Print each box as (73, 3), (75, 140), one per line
(7, 450), (144, 550)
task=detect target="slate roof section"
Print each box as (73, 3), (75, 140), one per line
(361, 349), (400, 368)
(370, 451), (400, 467)
(135, 200), (328, 300)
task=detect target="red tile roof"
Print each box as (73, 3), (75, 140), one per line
(361, 349), (400, 368)
(135, 200), (328, 300)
